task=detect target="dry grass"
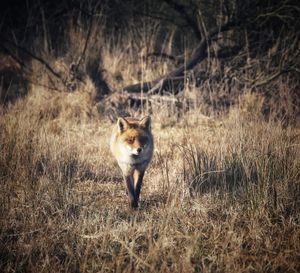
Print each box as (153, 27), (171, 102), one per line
(0, 10), (300, 272)
(1, 84), (300, 272)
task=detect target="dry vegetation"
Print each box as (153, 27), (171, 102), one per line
(1, 83), (300, 272)
(1, 1), (300, 272)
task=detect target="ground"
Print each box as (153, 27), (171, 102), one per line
(0, 88), (300, 272)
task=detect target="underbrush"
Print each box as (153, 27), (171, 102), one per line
(0, 87), (299, 272)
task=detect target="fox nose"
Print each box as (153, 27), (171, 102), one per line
(137, 147), (142, 154)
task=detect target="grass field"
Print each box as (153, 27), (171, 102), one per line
(0, 3), (300, 270)
(1, 83), (300, 272)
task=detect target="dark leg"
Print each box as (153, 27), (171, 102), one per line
(124, 175), (138, 208)
(134, 170), (145, 203)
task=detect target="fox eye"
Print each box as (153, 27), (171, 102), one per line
(126, 137), (134, 144)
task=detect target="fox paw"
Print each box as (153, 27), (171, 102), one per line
(130, 200), (139, 209)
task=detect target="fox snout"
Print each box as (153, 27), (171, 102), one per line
(129, 146), (144, 156)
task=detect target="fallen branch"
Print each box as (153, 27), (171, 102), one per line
(124, 76), (186, 95)
(144, 52), (176, 61)
(167, 20), (237, 78)
(123, 20), (237, 94)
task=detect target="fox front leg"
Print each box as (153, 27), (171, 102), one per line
(134, 170), (145, 205)
(123, 175), (138, 208)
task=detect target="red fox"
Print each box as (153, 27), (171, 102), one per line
(110, 116), (154, 208)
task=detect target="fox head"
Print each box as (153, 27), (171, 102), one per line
(116, 116), (152, 157)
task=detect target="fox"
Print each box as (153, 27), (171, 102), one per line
(110, 116), (154, 208)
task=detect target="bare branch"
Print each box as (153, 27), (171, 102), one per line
(0, 43), (27, 68)
(74, 10), (94, 71)
(1, 39), (65, 85)
(123, 20), (237, 94)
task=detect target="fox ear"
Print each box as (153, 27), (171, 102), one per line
(117, 117), (129, 133)
(139, 116), (151, 131)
